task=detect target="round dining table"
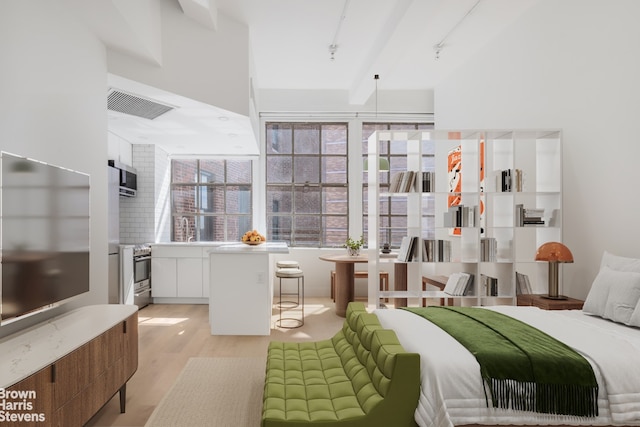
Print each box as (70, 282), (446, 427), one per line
(318, 253), (368, 317)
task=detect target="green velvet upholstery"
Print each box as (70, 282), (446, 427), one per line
(262, 302), (420, 427)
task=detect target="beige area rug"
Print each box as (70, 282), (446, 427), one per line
(145, 357), (266, 427)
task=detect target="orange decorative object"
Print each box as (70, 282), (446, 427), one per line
(535, 242), (574, 263)
(535, 242), (573, 300)
(241, 229), (266, 244)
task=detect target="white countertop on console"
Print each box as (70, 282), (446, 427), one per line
(0, 304), (138, 387)
(208, 241), (289, 254)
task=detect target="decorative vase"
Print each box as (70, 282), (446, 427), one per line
(347, 247), (360, 257)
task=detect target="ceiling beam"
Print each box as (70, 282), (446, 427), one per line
(347, 0), (485, 105)
(347, 0), (417, 105)
(178, 0), (218, 31)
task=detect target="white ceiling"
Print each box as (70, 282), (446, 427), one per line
(218, 0), (538, 99)
(93, 0), (539, 156)
(107, 74), (257, 157)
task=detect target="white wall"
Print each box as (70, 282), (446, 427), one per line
(434, 0), (640, 299)
(0, 1), (108, 337)
(107, 0), (250, 116)
(258, 88), (434, 115)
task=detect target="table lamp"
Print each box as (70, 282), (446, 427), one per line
(535, 242), (573, 300)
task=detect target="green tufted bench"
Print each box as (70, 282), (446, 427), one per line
(261, 302), (420, 427)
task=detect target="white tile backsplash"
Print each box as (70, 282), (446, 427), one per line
(119, 144), (171, 244)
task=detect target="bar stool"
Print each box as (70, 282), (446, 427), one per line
(276, 260), (299, 269)
(275, 267), (304, 329)
(275, 260), (301, 308)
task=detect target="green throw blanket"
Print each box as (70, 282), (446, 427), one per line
(403, 306), (598, 417)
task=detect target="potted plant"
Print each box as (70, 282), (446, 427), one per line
(344, 235), (365, 256)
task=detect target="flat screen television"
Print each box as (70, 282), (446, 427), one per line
(1, 152), (90, 325)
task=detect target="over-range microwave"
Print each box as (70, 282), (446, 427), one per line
(108, 160), (137, 197)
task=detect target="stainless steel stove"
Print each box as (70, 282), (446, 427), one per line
(132, 244), (152, 308)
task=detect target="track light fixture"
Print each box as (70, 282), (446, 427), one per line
(329, 44), (338, 61)
(328, 0), (350, 61)
(433, 0), (482, 60)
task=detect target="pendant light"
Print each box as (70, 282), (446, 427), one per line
(364, 74), (390, 172)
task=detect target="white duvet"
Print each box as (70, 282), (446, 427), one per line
(374, 306), (640, 427)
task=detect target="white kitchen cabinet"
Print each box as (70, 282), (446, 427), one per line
(151, 244), (222, 302)
(177, 258), (203, 297)
(151, 257), (177, 297)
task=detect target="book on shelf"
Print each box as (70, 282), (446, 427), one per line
(408, 236), (419, 261)
(480, 237), (497, 262)
(397, 236), (412, 262)
(496, 168), (523, 192)
(515, 204), (546, 226)
(515, 168), (523, 192)
(399, 171), (413, 192)
(443, 272), (474, 296)
(515, 204), (524, 226)
(421, 171), (435, 192)
(397, 236), (419, 262)
(389, 172), (403, 193)
(389, 171), (419, 193)
(422, 239), (451, 262)
(480, 274), (499, 296)
(443, 204), (477, 228)
(457, 273), (474, 295)
(516, 271), (532, 294)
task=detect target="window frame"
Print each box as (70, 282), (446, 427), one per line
(265, 122), (349, 248)
(170, 159), (253, 242)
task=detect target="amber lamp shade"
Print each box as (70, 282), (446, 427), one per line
(535, 242), (573, 300)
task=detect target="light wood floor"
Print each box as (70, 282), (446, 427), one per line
(86, 298), (345, 427)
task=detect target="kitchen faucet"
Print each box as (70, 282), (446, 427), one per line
(181, 217), (193, 242)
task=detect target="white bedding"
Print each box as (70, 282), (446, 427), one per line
(374, 306), (640, 427)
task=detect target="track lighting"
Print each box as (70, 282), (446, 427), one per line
(329, 44), (337, 61)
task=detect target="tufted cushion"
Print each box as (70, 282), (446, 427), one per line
(262, 302), (420, 427)
(262, 340), (365, 422)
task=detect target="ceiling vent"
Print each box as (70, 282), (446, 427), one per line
(108, 89), (175, 120)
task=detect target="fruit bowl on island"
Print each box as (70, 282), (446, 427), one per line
(241, 229), (266, 245)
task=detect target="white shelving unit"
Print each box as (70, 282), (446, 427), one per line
(366, 129), (562, 309)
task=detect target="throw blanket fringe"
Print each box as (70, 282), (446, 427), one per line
(403, 306), (598, 417)
(487, 379), (599, 417)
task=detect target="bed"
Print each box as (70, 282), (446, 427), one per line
(374, 251), (640, 427)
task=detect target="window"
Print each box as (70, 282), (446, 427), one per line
(266, 122), (348, 247)
(362, 123), (434, 248)
(171, 159), (252, 241)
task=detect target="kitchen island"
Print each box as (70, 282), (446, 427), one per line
(208, 241), (289, 335)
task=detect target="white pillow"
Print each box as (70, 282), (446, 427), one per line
(600, 251), (640, 274)
(583, 266), (617, 317)
(628, 301), (640, 327)
(602, 270), (640, 324)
